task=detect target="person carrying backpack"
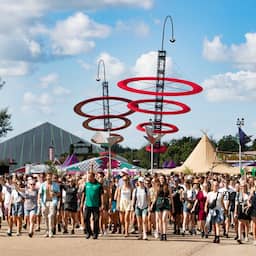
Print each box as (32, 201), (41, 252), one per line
(132, 177), (150, 240)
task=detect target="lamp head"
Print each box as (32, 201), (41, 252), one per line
(169, 38), (176, 43)
(96, 77), (101, 82)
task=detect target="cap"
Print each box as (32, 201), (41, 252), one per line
(121, 167), (129, 175)
(138, 177), (144, 183)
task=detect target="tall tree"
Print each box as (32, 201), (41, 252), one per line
(160, 136), (200, 166)
(217, 135), (239, 152)
(0, 108), (12, 138)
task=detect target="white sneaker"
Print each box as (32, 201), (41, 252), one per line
(103, 231), (107, 236)
(49, 231), (53, 238)
(143, 233), (148, 240)
(244, 237), (249, 242)
(154, 230), (159, 239)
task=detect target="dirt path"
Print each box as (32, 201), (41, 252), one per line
(0, 225), (255, 256)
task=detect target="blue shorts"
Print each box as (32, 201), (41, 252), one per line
(111, 201), (117, 213)
(11, 202), (24, 217)
(25, 208), (37, 217)
(135, 207), (148, 217)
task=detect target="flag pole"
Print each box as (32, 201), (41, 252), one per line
(239, 141), (242, 175)
(237, 117), (245, 179)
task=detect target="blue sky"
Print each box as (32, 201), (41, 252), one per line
(0, 0), (256, 149)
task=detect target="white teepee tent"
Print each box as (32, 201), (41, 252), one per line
(171, 134), (217, 173)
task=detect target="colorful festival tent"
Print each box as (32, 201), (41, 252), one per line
(62, 156), (143, 175)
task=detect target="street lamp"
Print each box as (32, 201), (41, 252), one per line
(236, 118), (244, 173)
(96, 59), (106, 82)
(161, 15), (175, 51)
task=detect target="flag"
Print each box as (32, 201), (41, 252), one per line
(238, 127), (251, 146)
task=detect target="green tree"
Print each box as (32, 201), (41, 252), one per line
(0, 108), (12, 138)
(217, 135), (239, 152)
(160, 136), (200, 166)
(249, 139), (256, 151)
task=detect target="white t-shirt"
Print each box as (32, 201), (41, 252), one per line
(133, 187), (148, 209)
(2, 184), (13, 207)
(207, 191), (223, 210)
(11, 189), (24, 204)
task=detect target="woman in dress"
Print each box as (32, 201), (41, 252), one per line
(116, 175), (133, 237)
(192, 182), (208, 238)
(153, 174), (173, 241)
(235, 181), (251, 244)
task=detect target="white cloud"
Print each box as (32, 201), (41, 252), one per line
(78, 60), (92, 71)
(203, 33), (256, 70)
(23, 92), (54, 114)
(203, 36), (229, 61)
(0, 1), (154, 76)
(27, 40), (41, 57)
(115, 20), (150, 37)
(132, 51), (173, 76)
(0, 61), (31, 76)
(52, 86), (71, 96)
(97, 52), (126, 79)
(202, 70), (256, 102)
(51, 12), (111, 56)
(39, 73), (59, 88)
(104, 0), (153, 9)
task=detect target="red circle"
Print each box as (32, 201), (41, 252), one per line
(83, 115), (131, 131)
(136, 122), (178, 134)
(118, 77), (203, 96)
(127, 99), (190, 115)
(146, 145), (167, 153)
(74, 96), (135, 118)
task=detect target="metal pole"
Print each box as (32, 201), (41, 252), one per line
(108, 127), (112, 176)
(239, 142), (242, 173)
(151, 143), (154, 175)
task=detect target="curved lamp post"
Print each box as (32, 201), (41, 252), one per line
(161, 15), (176, 51)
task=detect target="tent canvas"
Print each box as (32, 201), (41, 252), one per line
(63, 156), (142, 174)
(170, 134), (217, 173)
(62, 154), (79, 167)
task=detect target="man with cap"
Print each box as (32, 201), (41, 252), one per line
(132, 176), (150, 240)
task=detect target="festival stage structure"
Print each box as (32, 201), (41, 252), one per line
(74, 60), (134, 172)
(117, 15), (203, 167)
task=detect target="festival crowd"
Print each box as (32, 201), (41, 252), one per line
(0, 167), (256, 246)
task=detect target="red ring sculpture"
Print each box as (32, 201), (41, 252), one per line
(118, 77), (203, 96)
(146, 145), (167, 153)
(83, 115), (131, 131)
(74, 96), (135, 118)
(136, 122), (179, 134)
(127, 99), (190, 115)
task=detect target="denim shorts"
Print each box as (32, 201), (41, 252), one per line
(24, 207), (37, 217)
(135, 207), (148, 217)
(11, 202), (24, 217)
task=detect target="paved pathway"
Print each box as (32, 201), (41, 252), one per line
(0, 224), (255, 256)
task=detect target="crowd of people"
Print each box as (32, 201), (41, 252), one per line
(0, 167), (256, 246)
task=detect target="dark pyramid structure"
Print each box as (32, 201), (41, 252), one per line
(0, 122), (101, 168)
